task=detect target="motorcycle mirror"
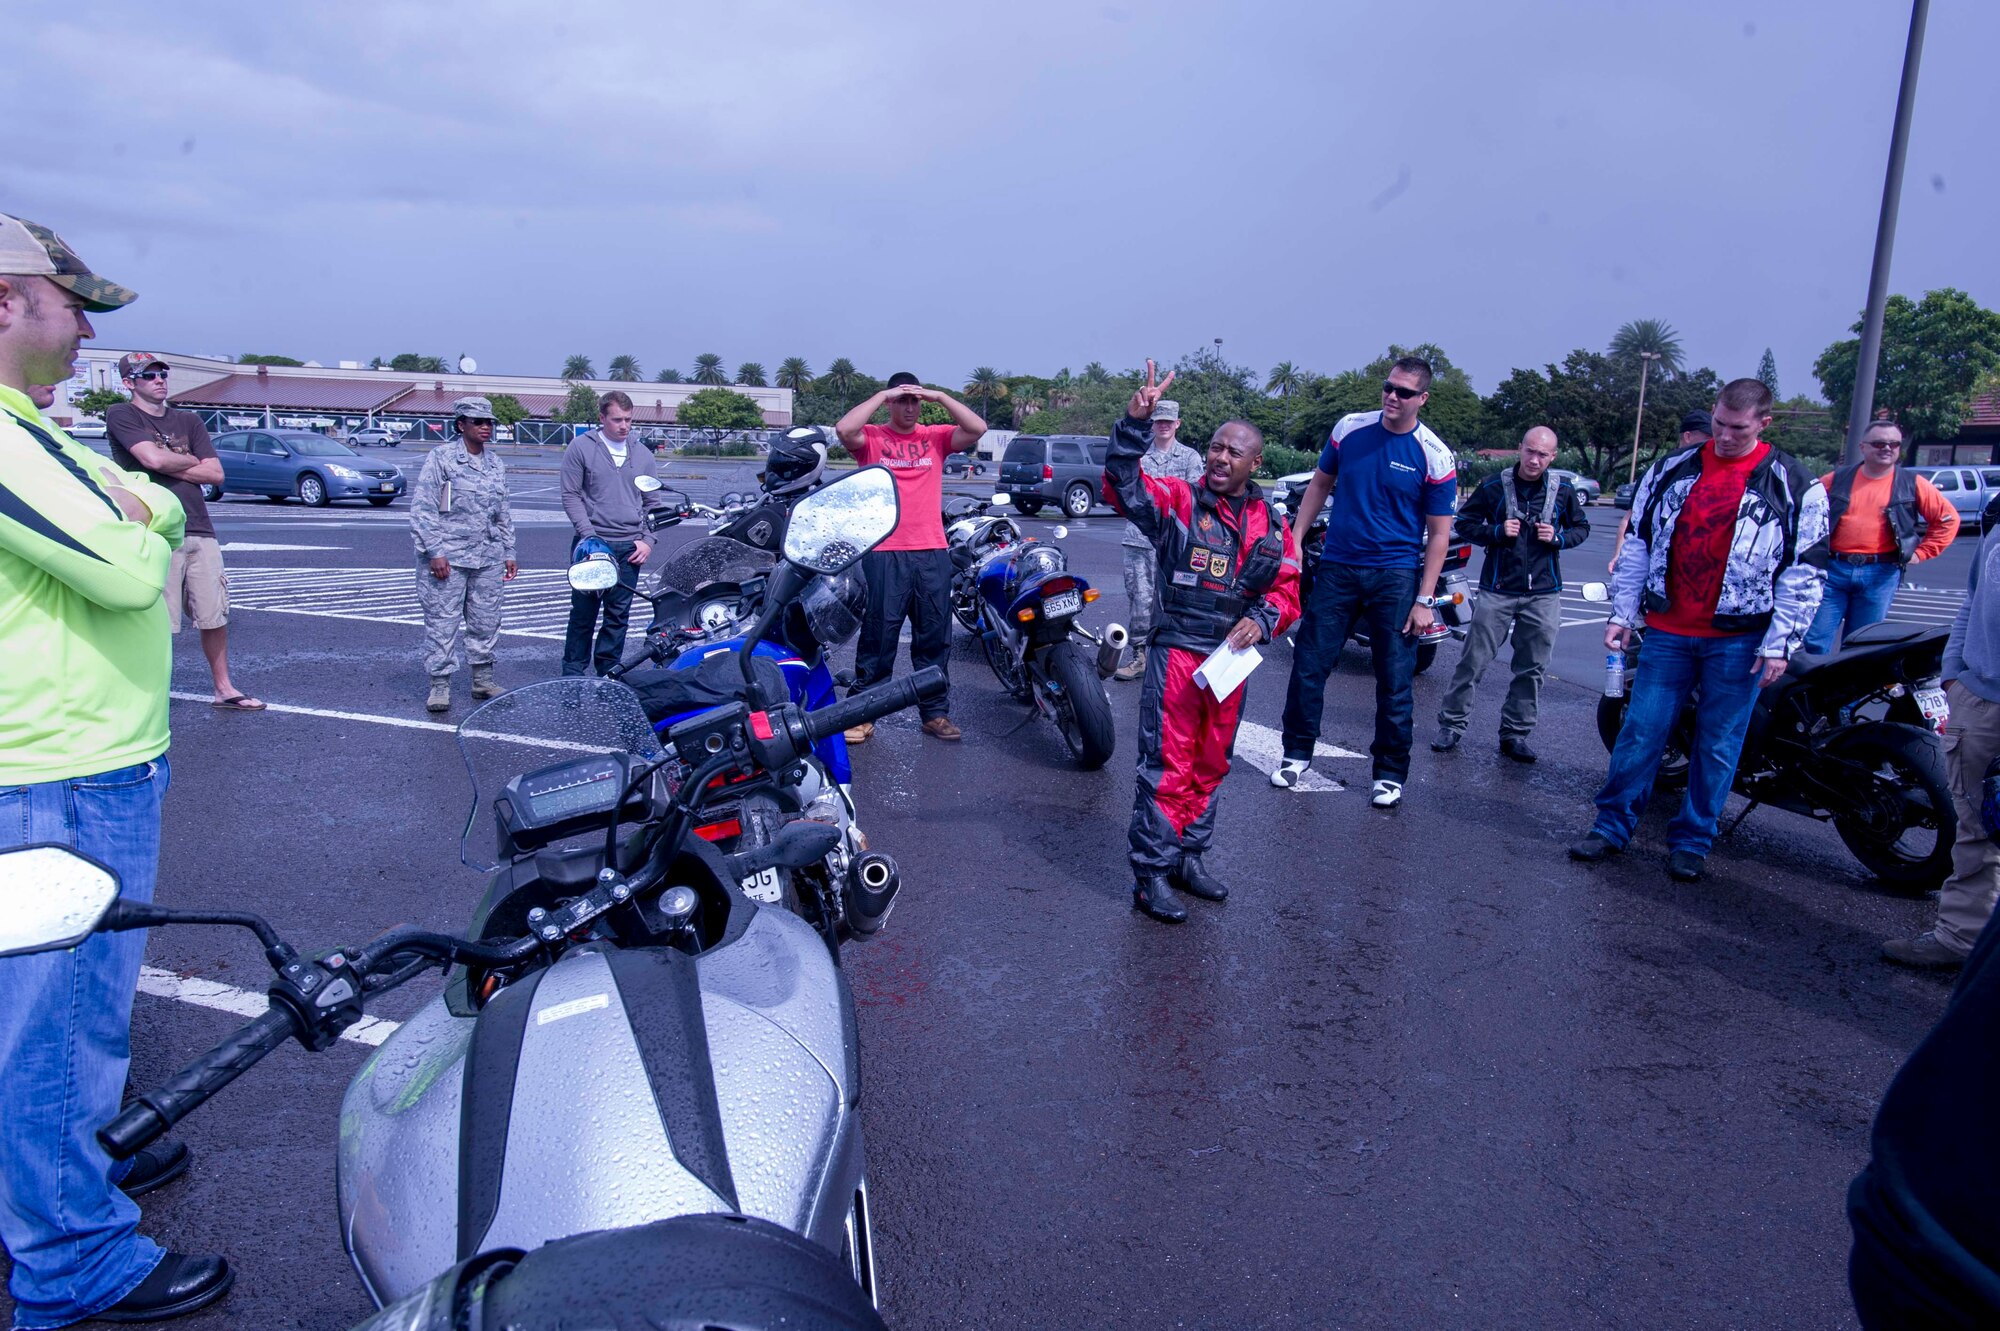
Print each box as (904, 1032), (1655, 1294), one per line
(1580, 582), (1610, 603)
(990, 493), (1011, 507)
(783, 465), (901, 575)
(633, 474), (664, 493)
(0, 844), (123, 959)
(1052, 524), (1069, 540)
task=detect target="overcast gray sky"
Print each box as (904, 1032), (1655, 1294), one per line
(8, 0), (1995, 397)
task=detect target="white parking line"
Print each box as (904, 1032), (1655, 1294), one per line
(138, 966), (400, 1046)
(168, 692), (608, 752)
(1234, 720), (1361, 792)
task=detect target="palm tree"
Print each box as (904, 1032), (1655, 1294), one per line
(964, 366), (1009, 418)
(561, 354), (595, 380)
(776, 357), (812, 394)
(825, 358), (859, 397)
(1080, 361), (1110, 384)
(654, 368), (683, 383)
(1609, 320), (1685, 377)
(1264, 362), (1302, 397)
(1047, 368), (1077, 410)
(735, 362), (768, 387)
(607, 354), (641, 382)
(691, 353), (727, 386)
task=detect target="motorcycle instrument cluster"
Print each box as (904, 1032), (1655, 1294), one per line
(495, 753), (649, 852)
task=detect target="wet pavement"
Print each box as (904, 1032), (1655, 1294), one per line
(1, 486), (1966, 1329)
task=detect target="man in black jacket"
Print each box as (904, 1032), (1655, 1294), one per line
(1432, 426), (1589, 762)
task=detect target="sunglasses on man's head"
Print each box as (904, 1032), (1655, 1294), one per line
(1382, 381), (1423, 400)
(132, 369), (169, 381)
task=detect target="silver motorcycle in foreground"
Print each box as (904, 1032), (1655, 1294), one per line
(0, 468), (930, 1328)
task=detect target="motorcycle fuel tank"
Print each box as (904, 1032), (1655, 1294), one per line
(335, 903), (865, 1306)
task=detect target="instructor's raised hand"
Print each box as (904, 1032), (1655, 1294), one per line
(1127, 360), (1177, 421)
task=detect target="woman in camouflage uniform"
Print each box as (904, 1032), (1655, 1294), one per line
(410, 396), (517, 711)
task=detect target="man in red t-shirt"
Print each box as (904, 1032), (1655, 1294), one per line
(836, 371), (987, 742)
(1570, 378), (1829, 881)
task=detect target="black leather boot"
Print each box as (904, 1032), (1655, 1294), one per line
(1174, 854), (1228, 901)
(1133, 875), (1187, 923)
(95, 1252), (234, 1322)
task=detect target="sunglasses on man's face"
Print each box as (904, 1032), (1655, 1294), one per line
(132, 370), (169, 382)
(1382, 382), (1423, 401)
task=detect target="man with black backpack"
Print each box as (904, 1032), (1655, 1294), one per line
(1803, 419), (1957, 654)
(1432, 426), (1589, 762)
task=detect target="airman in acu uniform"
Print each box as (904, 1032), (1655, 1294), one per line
(411, 395), (516, 711)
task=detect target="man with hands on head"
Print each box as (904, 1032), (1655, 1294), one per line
(1571, 378), (1827, 883)
(836, 371), (987, 743)
(1104, 362), (1300, 923)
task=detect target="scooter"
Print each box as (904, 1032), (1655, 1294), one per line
(1584, 582), (1954, 891)
(33, 467), (929, 1315)
(946, 494), (1124, 769)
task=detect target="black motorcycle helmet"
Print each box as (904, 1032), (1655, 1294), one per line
(782, 568), (867, 660)
(763, 426), (829, 498)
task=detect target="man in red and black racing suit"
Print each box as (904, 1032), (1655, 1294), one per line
(1103, 362), (1301, 923)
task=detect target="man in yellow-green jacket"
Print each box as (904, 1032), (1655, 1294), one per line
(0, 214), (237, 1327)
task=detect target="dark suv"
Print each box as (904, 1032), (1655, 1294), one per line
(999, 434), (1107, 518)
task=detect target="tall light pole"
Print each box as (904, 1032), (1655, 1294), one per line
(1627, 352), (1661, 484)
(1844, 0), (1930, 464)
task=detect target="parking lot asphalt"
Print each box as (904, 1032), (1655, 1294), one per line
(1, 471), (1968, 1330)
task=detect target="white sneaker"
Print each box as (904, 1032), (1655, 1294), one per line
(1271, 759), (1309, 789)
(1370, 780), (1403, 809)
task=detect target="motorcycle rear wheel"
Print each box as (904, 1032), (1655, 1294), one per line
(1821, 722), (1954, 895)
(1045, 639), (1116, 769)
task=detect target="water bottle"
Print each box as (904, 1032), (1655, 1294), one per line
(1604, 651), (1626, 699)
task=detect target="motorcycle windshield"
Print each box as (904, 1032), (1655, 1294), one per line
(456, 678), (666, 872)
(651, 537), (775, 597)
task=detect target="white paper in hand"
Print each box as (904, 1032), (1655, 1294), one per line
(1193, 642), (1261, 702)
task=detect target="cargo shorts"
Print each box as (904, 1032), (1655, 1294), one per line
(166, 534), (229, 633)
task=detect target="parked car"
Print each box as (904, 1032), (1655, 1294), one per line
(1550, 468), (1601, 504)
(1613, 481), (1637, 511)
(202, 429), (407, 507)
(998, 434), (1108, 518)
(66, 418), (108, 439)
(345, 424), (400, 448)
(943, 453), (987, 478)
(1913, 466), (1998, 533)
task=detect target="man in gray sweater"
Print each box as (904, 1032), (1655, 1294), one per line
(1886, 525), (2000, 967)
(560, 390), (668, 675)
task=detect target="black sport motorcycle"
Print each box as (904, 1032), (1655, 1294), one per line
(1592, 592), (1953, 891)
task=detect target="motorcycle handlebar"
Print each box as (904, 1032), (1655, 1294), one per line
(801, 668), (947, 745)
(99, 1006), (298, 1160)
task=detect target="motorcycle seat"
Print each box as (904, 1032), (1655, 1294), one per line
(1790, 621), (1942, 677)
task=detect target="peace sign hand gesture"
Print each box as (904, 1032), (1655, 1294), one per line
(1127, 360), (1177, 421)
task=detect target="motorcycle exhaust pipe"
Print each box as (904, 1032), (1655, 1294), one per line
(1096, 623), (1129, 678)
(844, 852), (901, 936)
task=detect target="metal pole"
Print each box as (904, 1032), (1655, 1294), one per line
(1627, 354), (1656, 484)
(1844, 0), (1930, 464)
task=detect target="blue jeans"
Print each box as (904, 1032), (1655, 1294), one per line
(1281, 562), (1420, 782)
(1591, 632), (1760, 856)
(0, 758), (169, 1329)
(1802, 559), (1902, 654)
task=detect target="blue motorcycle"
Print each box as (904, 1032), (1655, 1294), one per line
(945, 496), (1123, 769)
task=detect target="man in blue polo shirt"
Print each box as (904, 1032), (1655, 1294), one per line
(1275, 356), (1457, 807)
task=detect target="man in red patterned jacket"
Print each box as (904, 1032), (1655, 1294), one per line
(1104, 361), (1301, 923)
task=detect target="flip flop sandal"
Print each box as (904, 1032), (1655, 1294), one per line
(212, 695), (267, 711)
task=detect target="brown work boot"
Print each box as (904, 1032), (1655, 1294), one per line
(426, 677), (452, 713)
(844, 722), (874, 745)
(1112, 658), (1145, 682)
(470, 664), (501, 700)
(921, 716), (963, 742)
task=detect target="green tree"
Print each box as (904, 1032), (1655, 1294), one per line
(1609, 319), (1686, 377)
(964, 366), (1009, 420)
(1763, 395), (1842, 468)
(735, 362), (768, 387)
(677, 386), (766, 445)
(553, 382), (601, 425)
(75, 388), (129, 416)
(824, 358), (859, 397)
(776, 358), (813, 394)
(389, 353), (447, 373)
(238, 353), (303, 367)
(1757, 348), (1780, 399)
(367, 356), (385, 370)
(654, 367), (683, 383)
(488, 393), (530, 428)
(1814, 288), (2000, 442)
(691, 353), (727, 385)
(1080, 362), (1111, 385)
(561, 354), (595, 380)
(1265, 361), (1307, 451)
(1486, 350), (1720, 482)
(607, 354), (641, 382)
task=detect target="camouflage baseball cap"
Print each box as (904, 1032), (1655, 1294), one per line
(0, 214), (136, 312)
(1154, 399), (1181, 421)
(452, 395), (496, 420)
(117, 351), (169, 378)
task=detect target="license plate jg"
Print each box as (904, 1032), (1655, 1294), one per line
(1041, 589), (1082, 618)
(1916, 685), (1950, 733)
(379, 482), (395, 492)
(740, 867), (782, 904)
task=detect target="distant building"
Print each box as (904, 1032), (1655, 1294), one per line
(1914, 390), (2000, 466)
(57, 349), (792, 444)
